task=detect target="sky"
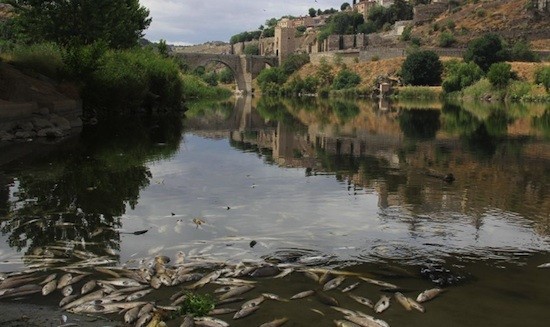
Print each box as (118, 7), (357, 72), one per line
(140, 0), (344, 45)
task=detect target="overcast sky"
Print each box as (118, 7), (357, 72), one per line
(140, 0), (344, 45)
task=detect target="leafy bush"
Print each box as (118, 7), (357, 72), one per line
(281, 53), (310, 76)
(243, 43), (259, 55)
(442, 61), (484, 93)
(464, 33), (509, 72)
(439, 31), (456, 47)
(177, 292), (215, 317)
(487, 62), (512, 88)
(219, 68), (234, 84)
(9, 43), (66, 79)
(401, 50), (443, 86)
(510, 40), (539, 62)
(332, 69), (361, 90)
(202, 71), (218, 86)
(535, 66), (550, 92)
(257, 67), (287, 94)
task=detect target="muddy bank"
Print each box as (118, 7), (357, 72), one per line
(0, 302), (120, 327)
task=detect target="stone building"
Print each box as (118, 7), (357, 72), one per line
(354, 0), (377, 20)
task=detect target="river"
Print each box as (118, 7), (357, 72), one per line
(0, 96), (549, 326)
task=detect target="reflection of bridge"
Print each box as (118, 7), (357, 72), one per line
(175, 53), (278, 93)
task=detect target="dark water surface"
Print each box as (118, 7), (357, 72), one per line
(1, 97), (549, 326)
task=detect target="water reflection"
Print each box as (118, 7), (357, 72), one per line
(0, 115), (183, 270)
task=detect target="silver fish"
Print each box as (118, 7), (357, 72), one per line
(126, 288), (152, 301)
(40, 273), (57, 285)
(81, 280), (97, 295)
(219, 284), (255, 300)
(331, 306), (357, 316)
(261, 292), (288, 302)
(345, 314), (389, 327)
(138, 302), (155, 317)
(290, 290), (315, 300)
(323, 276), (346, 291)
(348, 294), (374, 308)
(187, 270), (222, 289)
(302, 270), (319, 282)
(394, 292), (411, 311)
(62, 290), (104, 310)
(134, 312), (152, 327)
(374, 295), (390, 313)
(57, 273), (73, 289)
(124, 305), (141, 324)
(195, 316), (229, 327)
(416, 288), (444, 303)
(180, 315), (194, 327)
(233, 305), (260, 319)
(241, 295), (265, 309)
(98, 278), (142, 287)
(406, 297), (425, 313)
(59, 294), (78, 307)
(62, 285), (73, 297)
(208, 307), (238, 315)
(259, 317), (288, 327)
(359, 277), (397, 289)
(341, 282), (360, 293)
(334, 319), (361, 327)
(42, 280), (57, 296)
(273, 268), (293, 279)
(537, 263), (550, 268)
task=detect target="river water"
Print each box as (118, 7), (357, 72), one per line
(0, 97), (549, 326)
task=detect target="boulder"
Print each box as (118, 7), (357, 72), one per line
(50, 115), (71, 131)
(32, 117), (54, 129)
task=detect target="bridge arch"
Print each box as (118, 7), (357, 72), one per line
(174, 53), (278, 94)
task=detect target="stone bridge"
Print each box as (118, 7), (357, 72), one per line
(174, 53), (278, 93)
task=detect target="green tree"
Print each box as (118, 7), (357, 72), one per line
(257, 67), (287, 94)
(341, 2), (351, 11)
(464, 33), (510, 72)
(5, 0), (151, 48)
(439, 31), (455, 47)
(309, 8), (317, 17)
(401, 50), (443, 86)
(157, 39), (169, 58)
(442, 60), (483, 93)
(332, 69), (361, 89)
(316, 58), (334, 86)
(535, 66), (550, 92)
(510, 40), (539, 62)
(487, 62), (512, 88)
(219, 68), (234, 84)
(281, 53), (310, 75)
(243, 43), (259, 55)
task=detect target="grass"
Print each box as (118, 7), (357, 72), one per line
(394, 86), (443, 100)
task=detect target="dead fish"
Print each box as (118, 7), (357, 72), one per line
(0, 284), (42, 299)
(214, 277), (256, 285)
(416, 288), (444, 303)
(124, 305), (141, 324)
(318, 271), (333, 285)
(537, 263), (550, 268)
(180, 315), (195, 327)
(323, 276), (346, 291)
(241, 295), (265, 309)
(316, 290), (339, 306)
(261, 292), (288, 302)
(62, 285), (73, 297)
(172, 294), (188, 306)
(273, 268), (293, 279)
(374, 295), (390, 313)
(57, 273), (73, 289)
(81, 280), (97, 295)
(259, 317), (288, 327)
(98, 278), (142, 287)
(194, 316), (229, 327)
(311, 308), (325, 316)
(126, 288), (152, 301)
(348, 294), (373, 308)
(345, 314), (389, 327)
(233, 305), (260, 319)
(302, 270), (319, 282)
(134, 312), (152, 327)
(334, 319), (361, 327)
(187, 270), (222, 289)
(331, 306), (357, 316)
(150, 276), (162, 289)
(406, 297), (425, 313)
(394, 292), (411, 311)
(208, 308), (238, 315)
(138, 302), (155, 317)
(219, 284), (255, 300)
(62, 290), (104, 310)
(359, 277), (398, 289)
(42, 280), (57, 296)
(59, 294), (79, 307)
(214, 286), (235, 294)
(159, 274), (172, 286)
(40, 273), (57, 285)
(341, 282), (360, 293)
(290, 290), (315, 300)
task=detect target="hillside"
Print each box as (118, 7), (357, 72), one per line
(412, 0), (550, 49)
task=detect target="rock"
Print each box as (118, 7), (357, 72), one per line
(37, 127), (63, 138)
(18, 122), (34, 132)
(0, 131), (14, 142)
(14, 131), (33, 139)
(50, 116), (71, 131)
(70, 117), (83, 128)
(38, 107), (50, 115)
(32, 117), (54, 129)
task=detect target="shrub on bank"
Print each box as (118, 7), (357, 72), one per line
(8, 42), (66, 79)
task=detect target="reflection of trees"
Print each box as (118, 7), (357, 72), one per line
(329, 99), (360, 124)
(398, 109), (441, 140)
(532, 109), (550, 139)
(257, 97), (306, 132)
(0, 115), (183, 263)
